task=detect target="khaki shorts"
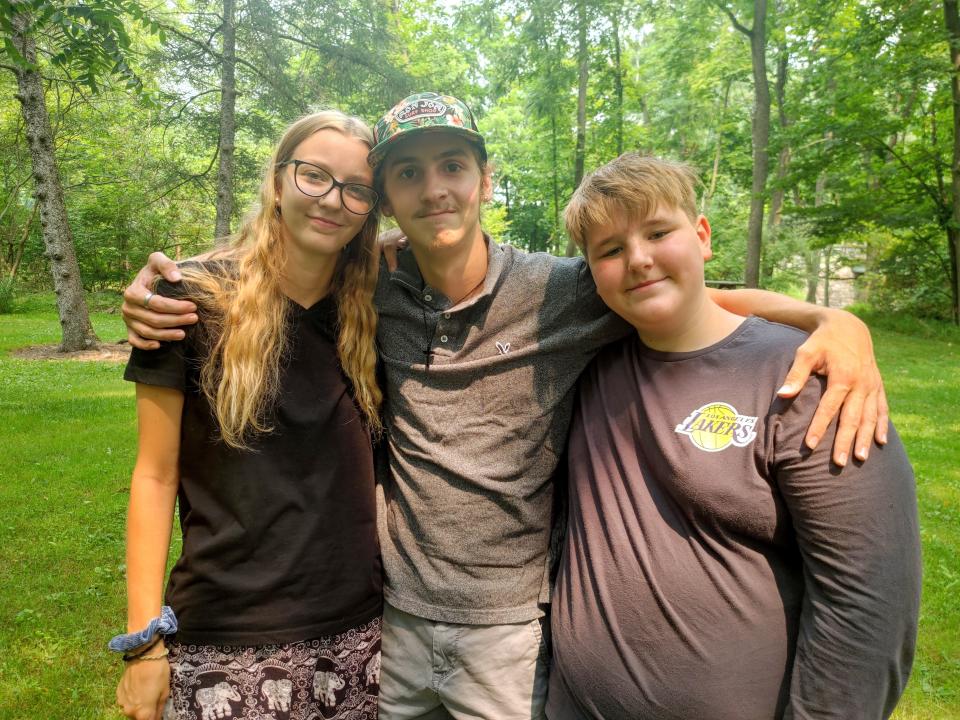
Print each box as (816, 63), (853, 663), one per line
(378, 602), (550, 720)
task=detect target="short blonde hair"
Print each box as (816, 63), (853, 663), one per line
(564, 153), (700, 252)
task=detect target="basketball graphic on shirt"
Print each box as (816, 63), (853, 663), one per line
(688, 403), (736, 450)
(675, 401), (759, 452)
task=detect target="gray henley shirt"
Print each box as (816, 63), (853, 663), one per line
(374, 237), (627, 624)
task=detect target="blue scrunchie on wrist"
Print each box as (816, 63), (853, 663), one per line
(108, 606), (178, 653)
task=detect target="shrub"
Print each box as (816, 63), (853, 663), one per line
(0, 278), (15, 314)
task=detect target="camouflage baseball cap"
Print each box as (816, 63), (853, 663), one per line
(368, 92), (487, 168)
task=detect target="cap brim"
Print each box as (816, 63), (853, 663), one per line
(368, 126), (487, 168)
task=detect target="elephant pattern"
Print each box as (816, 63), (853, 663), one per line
(364, 652), (381, 686)
(313, 670), (345, 707)
(160, 617), (380, 718)
(260, 678), (292, 712)
(195, 681), (241, 720)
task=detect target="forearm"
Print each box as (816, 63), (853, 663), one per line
(126, 384), (183, 630)
(709, 288), (830, 332)
(125, 469), (178, 631)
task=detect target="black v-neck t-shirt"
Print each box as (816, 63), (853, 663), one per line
(125, 284), (382, 645)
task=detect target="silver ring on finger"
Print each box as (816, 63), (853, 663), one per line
(143, 291), (154, 309)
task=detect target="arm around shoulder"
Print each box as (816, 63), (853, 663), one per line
(710, 288), (889, 465)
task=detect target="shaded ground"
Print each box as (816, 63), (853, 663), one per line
(12, 341), (131, 362)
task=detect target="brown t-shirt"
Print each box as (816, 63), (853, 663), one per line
(124, 279), (381, 645)
(547, 318), (920, 720)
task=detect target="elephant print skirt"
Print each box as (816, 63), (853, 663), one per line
(162, 617), (381, 720)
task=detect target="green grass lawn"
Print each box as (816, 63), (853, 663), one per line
(0, 298), (957, 719)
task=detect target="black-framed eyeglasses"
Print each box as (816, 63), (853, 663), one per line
(280, 159), (379, 215)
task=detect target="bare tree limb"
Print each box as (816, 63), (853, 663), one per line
(713, 1), (752, 36)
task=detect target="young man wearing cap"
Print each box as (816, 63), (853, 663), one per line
(120, 92), (889, 720)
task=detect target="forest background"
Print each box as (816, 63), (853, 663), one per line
(1, 0), (959, 718)
(1, 0), (960, 342)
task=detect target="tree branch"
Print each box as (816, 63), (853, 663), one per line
(0, 174), (33, 225)
(714, 1), (752, 37)
(149, 144), (220, 204)
(157, 20), (300, 107)
(865, 134), (947, 215)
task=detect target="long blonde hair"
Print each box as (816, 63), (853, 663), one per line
(176, 111), (382, 449)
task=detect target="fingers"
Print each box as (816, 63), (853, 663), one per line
(127, 327), (161, 351)
(124, 253), (179, 305)
(852, 387), (880, 462)
(875, 382), (890, 446)
(121, 296), (197, 347)
(122, 281), (196, 318)
(154, 688), (169, 720)
(777, 344), (817, 399)
(117, 662), (169, 720)
(384, 244), (399, 273)
(125, 315), (193, 343)
(148, 252), (181, 282)
(122, 253), (195, 336)
(803, 381), (848, 455)
(831, 385), (865, 467)
(135, 292), (197, 317)
(378, 227), (406, 245)
(377, 228), (408, 273)
(118, 687), (154, 720)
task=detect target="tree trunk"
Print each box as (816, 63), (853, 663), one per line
(8, 201), (38, 280)
(767, 47), (789, 230)
(944, 0), (960, 324)
(704, 79), (732, 214)
(761, 45), (789, 283)
(822, 245), (832, 308)
(566, 0), (589, 257)
(11, 12), (97, 350)
(214, 0), (237, 242)
(612, 8), (624, 155)
(744, 0), (770, 288)
(804, 250), (820, 303)
(551, 113), (560, 253)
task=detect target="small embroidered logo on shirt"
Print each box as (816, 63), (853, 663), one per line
(495, 341), (511, 355)
(675, 402), (758, 452)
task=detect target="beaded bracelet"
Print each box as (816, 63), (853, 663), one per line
(120, 635), (161, 659)
(123, 647), (169, 663)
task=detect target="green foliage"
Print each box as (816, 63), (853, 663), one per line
(849, 304), (960, 343)
(0, 277), (15, 313)
(0, 0), (159, 94)
(0, 0), (956, 315)
(869, 229), (954, 322)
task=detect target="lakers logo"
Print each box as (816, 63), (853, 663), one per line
(674, 402), (758, 452)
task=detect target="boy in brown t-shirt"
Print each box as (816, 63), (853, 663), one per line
(547, 154), (921, 719)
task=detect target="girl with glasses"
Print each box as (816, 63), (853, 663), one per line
(114, 111), (383, 720)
